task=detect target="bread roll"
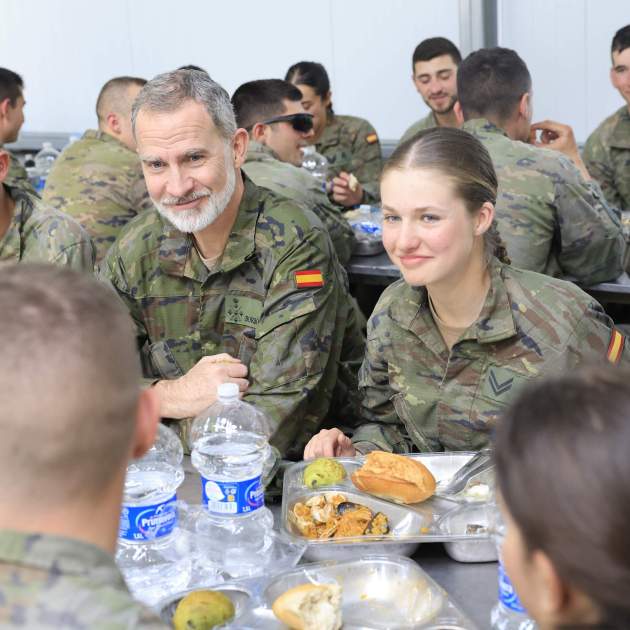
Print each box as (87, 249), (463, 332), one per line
(272, 583), (342, 630)
(351, 451), (436, 504)
(347, 173), (359, 192)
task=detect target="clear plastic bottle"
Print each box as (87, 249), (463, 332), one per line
(301, 145), (329, 191)
(116, 423), (191, 607)
(490, 508), (537, 629)
(189, 382), (274, 578)
(33, 142), (60, 192)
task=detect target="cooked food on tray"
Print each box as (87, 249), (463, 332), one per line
(289, 492), (390, 540)
(172, 589), (235, 630)
(303, 458), (347, 488)
(272, 582), (342, 630)
(351, 451), (436, 504)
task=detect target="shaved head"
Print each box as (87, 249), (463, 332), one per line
(96, 75), (146, 124)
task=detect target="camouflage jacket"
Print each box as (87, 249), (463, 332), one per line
(0, 184), (95, 271)
(463, 118), (624, 284)
(43, 130), (152, 263)
(0, 530), (167, 629)
(352, 259), (629, 453)
(5, 150), (37, 196)
(242, 141), (355, 265)
(398, 111), (436, 146)
(316, 113), (383, 205)
(101, 175), (365, 457)
(583, 106), (630, 212)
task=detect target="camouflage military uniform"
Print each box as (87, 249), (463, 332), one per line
(583, 106), (630, 211)
(5, 150), (37, 196)
(351, 259), (629, 453)
(316, 113), (383, 205)
(43, 130), (152, 262)
(398, 111), (436, 145)
(101, 175), (365, 457)
(0, 184), (95, 271)
(463, 118), (624, 284)
(0, 530), (167, 628)
(242, 140), (355, 265)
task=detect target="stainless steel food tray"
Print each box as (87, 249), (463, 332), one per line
(281, 453), (496, 562)
(159, 554), (478, 629)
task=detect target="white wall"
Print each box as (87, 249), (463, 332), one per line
(0, 0), (460, 140)
(497, 0), (630, 142)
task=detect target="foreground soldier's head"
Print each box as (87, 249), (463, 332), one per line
(0, 264), (159, 552)
(610, 24), (630, 109)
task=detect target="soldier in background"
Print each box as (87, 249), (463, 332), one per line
(584, 24), (630, 212)
(232, 78), (355, 265)
(455, 47), (624, 285)
(44, 76), (151, 262)
(304, 128), (628, 458)
(0, 149), (94, 270)
(101, 69), (364, 458)
(0, 264), (166, 628)
(285, 61), (382, 207)
(399, 37), (462, 145)
(0, 67), (36, 195)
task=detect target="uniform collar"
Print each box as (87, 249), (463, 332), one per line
(157, 174), (260, 283)
(83, 129), (132, 151)
(609, 106), (630, 149)
(389, 258), (518, 348)
(245, 140), (280, 163)
(0, 185), (34, 262)
(462, 118), (509, 138)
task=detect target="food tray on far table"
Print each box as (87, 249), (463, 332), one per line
(159, 554), (478, 629)
(281, 453), (497, 563)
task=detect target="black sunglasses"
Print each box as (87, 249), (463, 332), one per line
(251, 112), (314, 133)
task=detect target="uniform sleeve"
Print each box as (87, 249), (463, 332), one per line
(48, 218), (96, 273)
(552, 156), (625, 284)
(583, 131), (624, 211)
(6, 152), (38, 197)
(242, 227), (351, 456)
(349, 119), (383, 205)
(349, 316), (414, 454)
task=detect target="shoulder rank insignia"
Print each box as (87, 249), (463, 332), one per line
(607, 328), (625, 364)
(295, 269), (324, 288)
(365, 132), (378, 144)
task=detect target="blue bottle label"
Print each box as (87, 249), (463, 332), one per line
(201, 474), (264, 515)
(119, 494), (178, 541)
(498, 560), (526, 613)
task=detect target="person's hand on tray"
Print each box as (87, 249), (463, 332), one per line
(304, 428), (356, 459)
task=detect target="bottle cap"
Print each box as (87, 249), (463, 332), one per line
(217, 382), (239, 399)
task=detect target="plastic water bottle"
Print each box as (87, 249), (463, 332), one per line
(116, 423), (191, 607)
(33, 142), (59, 192)
(189, 383), (274, 577)
(490, 509), (537, 629)
(301, 145), (329, 191)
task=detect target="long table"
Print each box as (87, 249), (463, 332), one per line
(179, 458), (497, 629)
(348, 251), (630, 305)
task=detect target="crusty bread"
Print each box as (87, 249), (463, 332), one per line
(272, 583), (342, 630)
(351, 451), (436, 504)
(347, 173), (359, 192)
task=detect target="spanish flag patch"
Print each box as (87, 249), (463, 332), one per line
(607, 328), (625, 364)
(366, 132), (378, 144)
(295, 269), (324, 288)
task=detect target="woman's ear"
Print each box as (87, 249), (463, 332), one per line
(475, 201), (495, 236)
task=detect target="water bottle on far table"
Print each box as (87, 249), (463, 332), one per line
(189, 382), (274, 578)
(116, 423), (191, 607)
(301, 145), (329, 191)
(33, 142), (59, 192)
(490, 507), (537, 629)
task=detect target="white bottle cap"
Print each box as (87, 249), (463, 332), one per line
(217, 382), (239, 399)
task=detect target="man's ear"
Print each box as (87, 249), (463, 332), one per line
(518, 92), (531, 121)
(130, 387), (160, 461)
(105, 112), (122, 136)
(250, 122), (267, 144)
(0, 151), (10, 183)
(232, 127), (249, 169)
(0, 98), (10, 119)
(454, 101), (464, 125)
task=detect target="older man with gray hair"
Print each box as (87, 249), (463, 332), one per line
(100, 69), (364, 458)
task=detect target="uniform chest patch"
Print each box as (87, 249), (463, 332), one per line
(481, 366), (528, 400)
(224, 296), (263, 327)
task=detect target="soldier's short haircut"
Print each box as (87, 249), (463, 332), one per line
(0, 264), (140, 504)
(96, 75), (147, 123)
(131, 69), (237, 141)
(231, 79), (304, 130)
(457, 47), (532, 123)
(385, 127), (510, 266)
(0, 67), (24, 106)
(612, 24), (630, 56)
(412, 37), (462, 70)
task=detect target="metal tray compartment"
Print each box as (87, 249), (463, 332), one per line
(282, 453), (493, 562)
(159, 555), (477, 629)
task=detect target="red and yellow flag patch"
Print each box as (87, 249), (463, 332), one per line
(295, 269), (324, 288)
(365, 132), (378, 144)
(607, 328), (625, 364)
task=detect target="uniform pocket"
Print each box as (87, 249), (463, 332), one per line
(391, 392), (441, 452)
(146, 340), (185, 379)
